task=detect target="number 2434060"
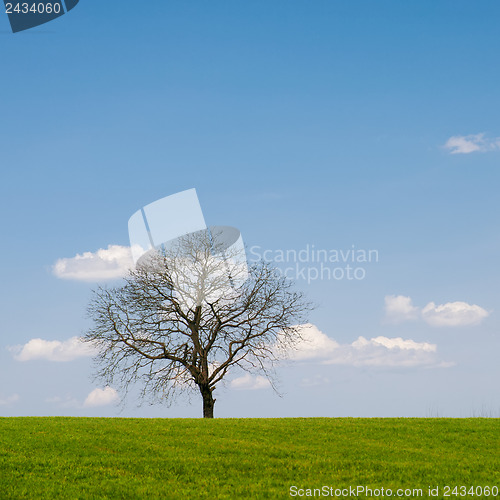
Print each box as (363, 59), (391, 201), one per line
(5, 3), (62, 14)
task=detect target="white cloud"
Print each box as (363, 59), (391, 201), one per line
(52, 244), (136, 282)
(324, 335), (441, 368)
(384, 295), (420, 323)
(443, 133), (500, 154)
(83, 387), (119, 407)
(288, 324), (448, 368)
(366, 336), (435, 351)
(384, 295), (490, 327)
(230, 374), (271, 390)
(12, 336), (96, 362)
(287, 323), (339, 360)
(0, 394), (20, 406)
(422, 301), (490, 327)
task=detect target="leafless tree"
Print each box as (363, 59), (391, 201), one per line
(84, 229), (311, 418)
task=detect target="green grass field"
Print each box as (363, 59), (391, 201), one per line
(0, 418), (498, 499)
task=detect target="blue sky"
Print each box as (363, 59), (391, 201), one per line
(1, 0), (499, 418)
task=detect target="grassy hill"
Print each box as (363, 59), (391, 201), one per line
(0, 418), (498, 499)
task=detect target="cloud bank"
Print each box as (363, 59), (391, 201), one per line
(443, 133), (500, 154)
(53, 245), (135, 281)
(12, 337), (96, 362)
(289, 324), (446, 368)
(385, 295), (489, 327)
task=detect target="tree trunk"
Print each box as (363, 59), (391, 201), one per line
(199, 384), (215, 418)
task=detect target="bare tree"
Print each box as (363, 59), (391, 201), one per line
(84, 229), (311, 418)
